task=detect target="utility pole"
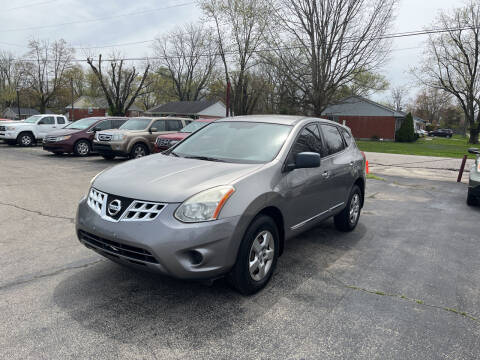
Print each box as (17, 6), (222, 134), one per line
(225, 81), (231, 117)
(16, 89), (21, 120)
(70, 78), (75, 121)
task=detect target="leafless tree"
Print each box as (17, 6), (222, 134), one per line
(200, 0), (274, 115)
(153, 24), (217, 101)
(412, 87), (451, 125)
(269, 0), (397, 116)
(414, 1), (480, 143)
(21, 39), (74, 113)
(0, 51), (24, 109)
(86, 54), (151, 116)
(389, 86), (408, 112)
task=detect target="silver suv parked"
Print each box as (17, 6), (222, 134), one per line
(76, 115), (366, 294)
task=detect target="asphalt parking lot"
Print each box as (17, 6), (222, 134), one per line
(1, 144), (479, 359)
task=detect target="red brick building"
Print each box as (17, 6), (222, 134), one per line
(322, 96), (409, 140)
(65, 96), (143, 120)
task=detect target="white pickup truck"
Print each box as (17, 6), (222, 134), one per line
(0, 114), (70, 146)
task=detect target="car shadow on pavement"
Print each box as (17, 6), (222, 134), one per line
(53, 220), (365, 350)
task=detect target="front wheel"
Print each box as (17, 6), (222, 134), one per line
(17, 132), (34, 147)
(334, 185), (362, 232)
(130, 143), (149, 159)
(74, 140), (91, 157)
(229, 215), (279, 295)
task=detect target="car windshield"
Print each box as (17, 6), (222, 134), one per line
(23, 115), (43, 123)
(65, 117), (101, 130)
(180, 121), (210, 133)
(172, 121), (292, 163)
(119, 118), (151, 130)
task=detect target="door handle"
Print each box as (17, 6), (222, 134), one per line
(322, 171), (330, 179)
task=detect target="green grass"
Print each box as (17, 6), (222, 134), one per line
(366, 174), (386, 181)
(357, 135), (477, 159)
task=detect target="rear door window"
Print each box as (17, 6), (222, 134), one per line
(320, 124), (345, 155)
(56, 117), (65, 125)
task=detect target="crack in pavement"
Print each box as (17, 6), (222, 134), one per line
(0, 259), (104, 292)
(324, 270), (480, 324)
(0, 201), (74, 223)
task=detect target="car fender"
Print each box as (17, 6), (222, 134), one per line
(126, 136), (150, 152)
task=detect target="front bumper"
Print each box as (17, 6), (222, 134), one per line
(0, 131), (18, 140)
(93, 142), (128, 157)
(43, 141), (73, 153)
(75, 197), (243, 280)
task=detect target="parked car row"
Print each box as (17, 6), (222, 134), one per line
(1, 115), (214, 159)
(428, 128), (454, 138)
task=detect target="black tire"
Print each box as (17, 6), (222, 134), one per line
(130, 143), (149, 159)
(101, 154), (115, 160)
(74, 139), (91, 157)
(467, 189), (477, 206)
(229, 215), (279, 295)
(17, 132), (34, 147)
(334, 184), (362, 232)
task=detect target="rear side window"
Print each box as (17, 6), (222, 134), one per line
(95, 120), (112, 131)
(320, 124), (345, 155)
(56, 117), (65, 124)
(151, 120), (166, 131)
(289, 123), (324, 163)
(167, 120), (183, 131)
(39, 116), (54, 125)
(340, 127), (353, 147)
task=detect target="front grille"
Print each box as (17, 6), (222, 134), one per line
(79, 230), (158, 264)
(87, 187), (166, 222)
(98, 133), (113, 141)
(44, 135), (57, 143)
(156, 138), (171, 147)
(0, 126), (5, 131)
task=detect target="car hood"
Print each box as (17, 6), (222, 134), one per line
(5, 122), (30, 127)
(93, 154), (264, 203)
(158, 132), (189, 140)
(46, 128), (82, 136)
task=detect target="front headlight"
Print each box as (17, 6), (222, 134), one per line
(6, 126), (16, 130)
(174, 186), (235, 223)
(112, 134), (125, 141)
(56, 135), (71, 142)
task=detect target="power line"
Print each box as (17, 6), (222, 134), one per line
(0, 2), (195, 33)
(5, 25), (479, 63)
(2, 0), (58, 12)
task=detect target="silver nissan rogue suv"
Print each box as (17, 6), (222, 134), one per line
(76, 115), (366, 294)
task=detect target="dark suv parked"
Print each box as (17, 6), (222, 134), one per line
(428, 128), (454, 138)
(43, 117), (127, 156)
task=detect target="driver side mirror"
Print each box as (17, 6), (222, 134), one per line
(468, 148), (480, 155)
(285, 152), (321, 171)
(150, 127), (157, 133)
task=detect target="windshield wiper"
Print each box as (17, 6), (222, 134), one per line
(183, 155), (226, 162)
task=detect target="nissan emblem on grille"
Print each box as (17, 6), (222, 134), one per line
(108, 199), (122, 216)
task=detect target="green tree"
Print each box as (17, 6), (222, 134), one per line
(396, 112), (416, 142)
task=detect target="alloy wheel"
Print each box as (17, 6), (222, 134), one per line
(76, 141), (90, 156)
(134, 145), (146, 158)
(21, 135), (32, 146)
(248, 230), (275, 281)
(349, 193), (360, 224)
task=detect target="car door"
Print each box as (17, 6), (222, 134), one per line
(283, 123), (332, 230)
(56, 116), (66, 128)
(319, 123), (351, 210)
(146, 120), (166, 148)
(37, 116), (56, 138)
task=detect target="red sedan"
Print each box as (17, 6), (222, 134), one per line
(153, 119), (215, 153)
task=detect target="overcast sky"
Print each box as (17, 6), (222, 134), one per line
(0, 0), (466, 103)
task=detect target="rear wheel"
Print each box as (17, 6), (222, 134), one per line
(229, 215), (279, 295)
(130, 143), (149, 159)
(17, 132), (34, 147)
(334, 185), (362, 232)
(74, 139), (91, 157)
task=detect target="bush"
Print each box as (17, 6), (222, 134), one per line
(395, 112), (416, 142)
